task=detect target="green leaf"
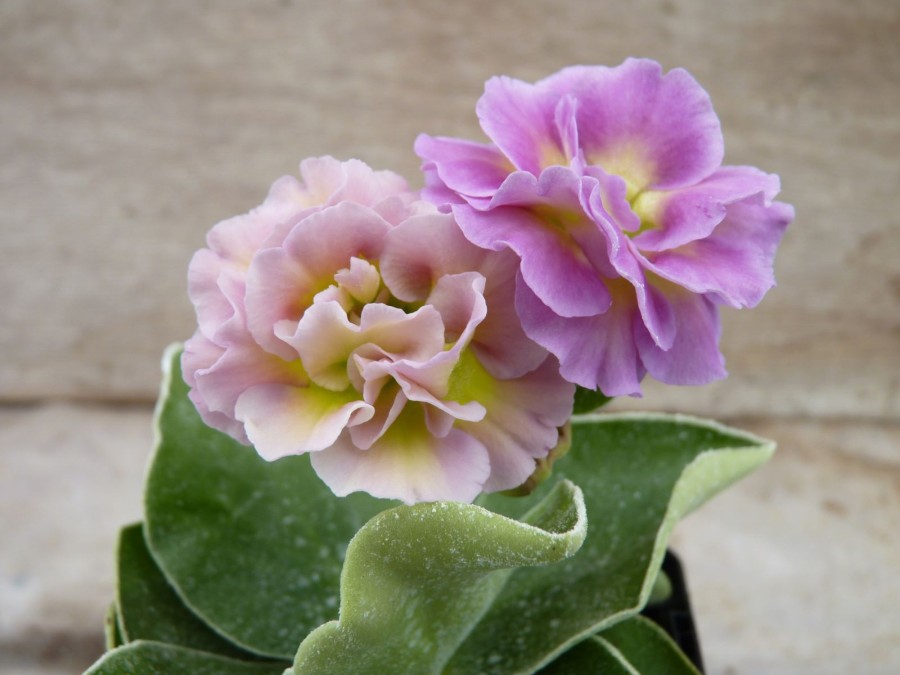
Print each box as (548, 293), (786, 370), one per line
(116, 523), (260, 659)
(572, 386), (613, 414)
(537, 636), (634, 674)
(140, 346), (772, 673)
(539, 616), (700, 674)
(647, 569), (673, 605)
(598, 615), (701, 674)
(293, 480), (587, 674)
(448, 412), (774, 673)
(144, 345), (397, 658)
(104, 603), (123, 651)
(84, 641), (289, 675)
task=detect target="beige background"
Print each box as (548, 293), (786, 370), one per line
(2, 1), (898, 673)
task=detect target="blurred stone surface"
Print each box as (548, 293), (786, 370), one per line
(672, 418), (900, 674)
(1, 0), (899, 419)
(0, 404), (152, 674)
(2, 1), (898, 673)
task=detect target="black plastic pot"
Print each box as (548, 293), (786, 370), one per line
(640, 550), (704, 673)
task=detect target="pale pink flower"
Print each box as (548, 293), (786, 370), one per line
(183, 158), (573, 504)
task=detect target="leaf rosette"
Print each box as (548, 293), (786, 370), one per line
(86, 347), (773, 674)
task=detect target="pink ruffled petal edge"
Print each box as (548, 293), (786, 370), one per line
(540, 58), (724, 191)
(311, 416), (491, 504)
(234, 383), (373, 461)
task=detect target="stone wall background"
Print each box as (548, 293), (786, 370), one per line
(2, 1), (898, 673)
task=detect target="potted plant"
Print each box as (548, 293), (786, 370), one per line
(86, 58), (793, 675)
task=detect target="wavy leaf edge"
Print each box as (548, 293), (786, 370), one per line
(293, 480), (588, 674)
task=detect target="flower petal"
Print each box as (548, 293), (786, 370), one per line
(515, 275), (646, 395)
(244, 202), (391, 359)
(260, 158), (414, 248)
(380, 212), (488, 302)
(633, 166), (783, 252)
(459, 355), (574, 492)
(454, 169), (611, 318)
(235, 383), (373, 461)
(184, 330), (304, 423)
(243, 247), (314, 361)
(365, 357), (487, 425)
(646, 196), (793, 308)
(206, 204), (291, 267)
(635, 288), (726, 385)
(581, 189), (677, 351)
(360, 272), (488, 415)
(541, 58), (723, 191)
(425, 270), (487, 345)
(468, 250), (548, 379)
(187, 248), (243, 340)
(477, 75), (568, 174)
(181, 333), (249, 443)
(582, 166), (642, 234)
(311, 409), (491, 504)
(291, 156), (411, 211)
(457, 205), (606, 318)
(333, 257), (381, 305)
(288, 301), (446, 391)
(347, 381), (409, 450)
(414, 135), (512, 208)
(381, 213), (548, 379)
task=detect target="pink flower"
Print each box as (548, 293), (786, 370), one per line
(183, 157), (573, 504)
(416, 58), (794, 396)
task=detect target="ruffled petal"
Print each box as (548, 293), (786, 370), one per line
(454, 168), (612, 318)
(553, 94), (580, 165)
(541, 58), (723, 192)
(635, 287), (726, 385)
(425, 270), (487, 345)
(582, 166), (641, 234)
(646, 196), (793, 308)
(381, 213), (548, 379)
(333, 257), (381, 305)
(459, 355), (574, 492)
(515, 276), (646, 395)
(457, 204), (608, 318)
(477, 75), (569, 174)
(186, 333), (305, 426)
(281, 202), (392, 286)
(414, 134), (512, 208)
(235, 383), (373, 461)
(187, 248), (240, 340)
(583, 186), (677, 351)
(287, 301), (446, 391)
(290, 156), (411, 211)
(633, 166), (782, 252)
(467, 248), (548, 379)
(244, 247), (314, 361)
(380, 212), (488, 302)
(361, 272), (487, 413)
(311, 410), (491, 504)
(206, 206), (288, 267)
(365, 357), (487, 425)
(372, 193), (434, 227)
(244, 202), (391, 359)
(346, 381), (408, 450)
(181, 333), (249, 444)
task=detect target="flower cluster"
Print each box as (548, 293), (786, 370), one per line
(184, 60), (792, 504)
(183, 157), (573, 504)
(417, 58), (794, 396)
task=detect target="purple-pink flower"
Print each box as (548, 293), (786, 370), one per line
(183, 157), (573, 504)
(416, 58), (794, 396)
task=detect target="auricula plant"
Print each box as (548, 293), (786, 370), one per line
(87, 59), (792, 675)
